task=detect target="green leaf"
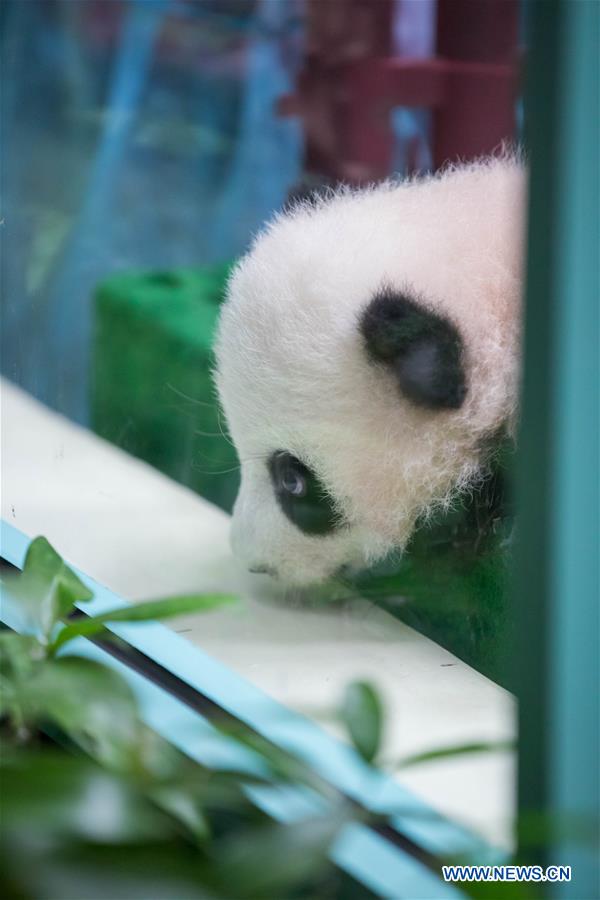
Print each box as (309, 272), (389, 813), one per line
(0, 754), (218, 900)
(0, 635), (147, 769)
(50, 592), (237, 652)
(149, 785), (211, 843)
(2, 537), (93, 640)
(339, 681), (383, 764)
(0, 632), (44, 680)
(211, 814), (344, 898)
(0, 751), (167, 844)
(0, 632), (47, 732)
(395, 740), (515, 769)
(19, 656), (142, 770)
(5, 841), (216, 900)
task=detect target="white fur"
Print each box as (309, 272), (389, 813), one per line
(214, 155), (526, 586)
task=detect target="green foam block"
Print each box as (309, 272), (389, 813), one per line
(91, 264), (239, 512)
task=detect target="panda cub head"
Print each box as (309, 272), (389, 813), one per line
(214, 156), (525, 586)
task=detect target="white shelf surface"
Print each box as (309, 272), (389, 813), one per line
(1, 377), (516, 849)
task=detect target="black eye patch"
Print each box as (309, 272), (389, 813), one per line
(268, 451), (339, 536)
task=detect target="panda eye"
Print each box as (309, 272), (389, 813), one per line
(280, 465), (307, 497)
(268, 451), (339, 536)
(270, 452), (308, 497)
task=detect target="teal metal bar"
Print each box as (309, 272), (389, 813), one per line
(515, 2), (599, 898)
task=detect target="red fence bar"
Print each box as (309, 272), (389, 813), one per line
(280, 0), (520, 183)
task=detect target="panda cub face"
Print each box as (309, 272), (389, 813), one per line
(214, 157), (525, 586)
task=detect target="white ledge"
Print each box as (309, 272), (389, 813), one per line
(1, 377), (516, 849)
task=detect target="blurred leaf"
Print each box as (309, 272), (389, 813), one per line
(13, 841), (217, 900)
(340, 681), (383, 764)
(0, 751), (167, 844)
(0, 632), (44, 681)
(131, 727), (189, 783)
(51, 593), (237, 653)
(19, 657), (142, 770)
(0, 632), (47, 732)
(165, 768), (270, 814)
(396, 740), (515, 769)
(210, 814), (344, 899)
(228, 728), (315, 786)
(2, 537), (93, 640)
(2, 736), (273, 895)
(150, 785), (211, 843)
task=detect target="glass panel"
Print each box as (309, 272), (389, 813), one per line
(2, 0), (521, 854)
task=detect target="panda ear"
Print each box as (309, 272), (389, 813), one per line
(359, 289), (467, 410)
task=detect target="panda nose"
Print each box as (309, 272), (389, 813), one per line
(248, 564), (278, 577)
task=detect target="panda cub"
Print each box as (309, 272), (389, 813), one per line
(214, 155), (526, 587)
